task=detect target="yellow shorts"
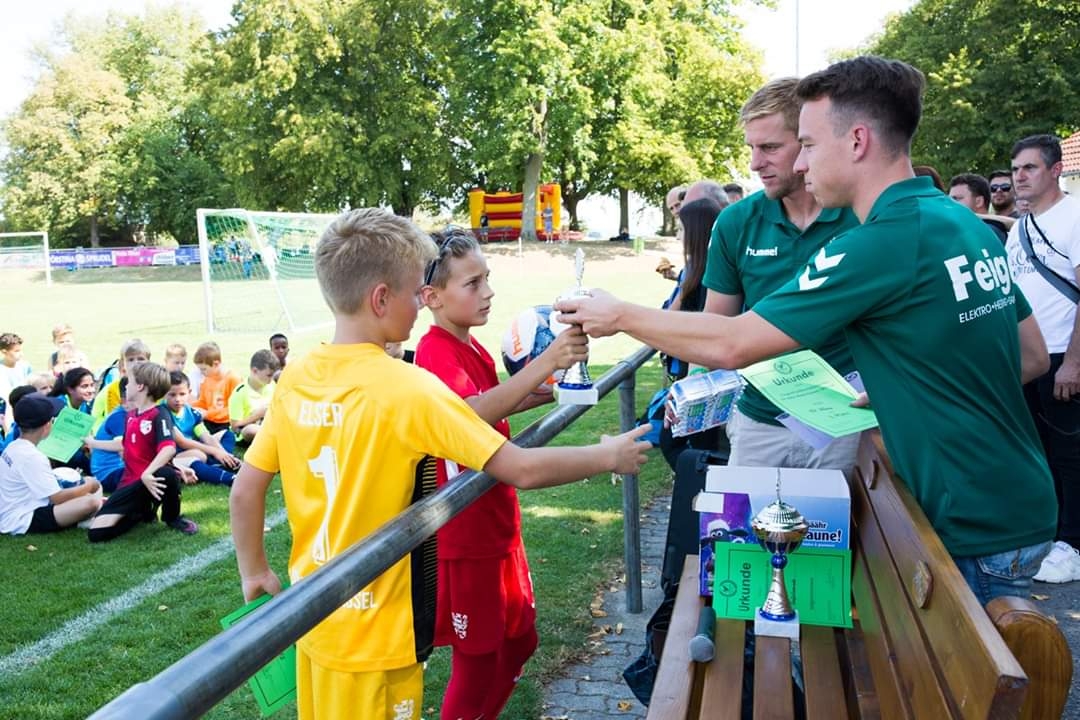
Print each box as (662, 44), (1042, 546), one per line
(295, 648), (423, 720)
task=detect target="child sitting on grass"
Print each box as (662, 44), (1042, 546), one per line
(416, 228), (587, 718)
(90, 378), (130, 493)
(229, 208), (650, 720)
(191, 342), (241, 435)
(85, 363), (198, 541)
(228, 350), (278, 444)
(269, 333), (289, 381)
(0, 393), (102, 535)
(165, 371), (239, 486)
(91, 339), (150, 431)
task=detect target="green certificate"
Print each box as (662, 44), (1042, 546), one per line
(740, 349), (878, 437)
(37, 406), (95, 462)
(220, 588), (296, 717)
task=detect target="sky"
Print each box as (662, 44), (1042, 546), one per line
(1, 0), (915, 120)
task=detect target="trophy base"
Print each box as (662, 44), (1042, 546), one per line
(556, 385), (598, 405)
(754, 608), (801, 640)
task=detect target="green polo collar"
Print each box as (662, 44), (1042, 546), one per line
(866, 176), (939, 223)
(761, 195), (844, 230)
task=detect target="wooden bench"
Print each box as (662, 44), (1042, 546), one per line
(646, 431), (1072, 719)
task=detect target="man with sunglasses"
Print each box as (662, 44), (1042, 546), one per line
(989, 169), (1019, 217)
(1005, 133), (1080, 583)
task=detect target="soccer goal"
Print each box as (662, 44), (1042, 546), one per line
(196, 209), (337, 334)
(0, 232), (51, 287)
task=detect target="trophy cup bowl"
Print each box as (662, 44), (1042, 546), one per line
(751, 497), (809, 637)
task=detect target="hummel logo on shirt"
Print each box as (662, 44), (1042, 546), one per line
(746, 247), (779, 257)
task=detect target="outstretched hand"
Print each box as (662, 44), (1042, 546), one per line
(601, 424), (652, 475)
(555, 289), (623, 338)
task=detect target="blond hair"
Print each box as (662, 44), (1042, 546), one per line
(164, 343), (187, 360)
(194, 341), (222, 366)
(121, 338), (151, 360)
(51, 322), (74, 342)
(739, 77), (801, 133)
(316, 208), (437, 315)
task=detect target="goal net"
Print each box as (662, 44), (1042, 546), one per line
(0, 232), (51, 287)
(196, 209), (337, 334)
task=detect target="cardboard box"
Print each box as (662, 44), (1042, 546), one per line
(693, 465), (850, 600)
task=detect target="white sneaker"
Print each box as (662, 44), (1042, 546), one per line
(1033, 541), (1080, 583)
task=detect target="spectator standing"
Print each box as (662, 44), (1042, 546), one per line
(1005, 134), (1080, 582)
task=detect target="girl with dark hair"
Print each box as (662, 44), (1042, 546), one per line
(673, 198), (723, 318)
(50, 367), (96, 414)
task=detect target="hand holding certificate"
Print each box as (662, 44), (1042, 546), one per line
(740, 350), (878, 439)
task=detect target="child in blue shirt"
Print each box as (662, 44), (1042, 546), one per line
(163, 371), (238, 486)
(91, 378), (130, 493)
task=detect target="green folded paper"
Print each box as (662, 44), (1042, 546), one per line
(220, 589), (296, 717)
(711, 544), (852, 628)
(37, 406), (95, 463)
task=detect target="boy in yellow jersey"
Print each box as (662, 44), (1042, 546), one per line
(230, 208), (651, 720)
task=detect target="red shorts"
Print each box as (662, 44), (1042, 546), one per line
(435, 541), (536, 654)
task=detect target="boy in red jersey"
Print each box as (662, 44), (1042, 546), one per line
(416, 228), (585, 718)
(230, 209), (650, 720)
(86, 362), (198, 541)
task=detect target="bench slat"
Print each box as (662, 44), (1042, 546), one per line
(753, 636), (794, 718)
(856, 434), (1027, 718)
(839, 619), (881, 719)
(803, 625), (849, 720)
(701, 618), (746, 720)
(850, 540), (916, 720)
(646, 560), (703, 720)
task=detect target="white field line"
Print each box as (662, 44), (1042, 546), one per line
(0, 507), (288, 680)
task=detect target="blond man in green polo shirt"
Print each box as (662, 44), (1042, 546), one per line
(557, 56), (1056, 605)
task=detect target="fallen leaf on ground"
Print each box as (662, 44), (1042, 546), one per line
(1031, 594), (1050, 601)
(158, 605), (168, 611)
(26, 545), (37, 552)
(618, 701), (633, 711)
(590, 609), (608, 618)
(615, 622), (624, 635)
(1066, 611), (1080, 620)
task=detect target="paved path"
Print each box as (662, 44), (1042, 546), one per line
(541, 492), (1080, 719)
(540, 494), (669, 719)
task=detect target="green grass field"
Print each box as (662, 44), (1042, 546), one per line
(0, 238), (681, 719)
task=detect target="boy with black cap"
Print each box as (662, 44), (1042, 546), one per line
(0, 393), (102, 535)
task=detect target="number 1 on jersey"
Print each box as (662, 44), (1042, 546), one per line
(308, 446), (340, 565)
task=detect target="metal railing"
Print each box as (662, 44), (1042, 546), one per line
(89, 345), (657, 720)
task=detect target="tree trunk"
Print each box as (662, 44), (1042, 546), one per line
(662, 204), (674, 235)
(618, 187), (630, 234)
(89, 215), (100, 248)
(521, 151), (543, 242)
(393, 180), (415, 218)
(563, 191), (581, 231)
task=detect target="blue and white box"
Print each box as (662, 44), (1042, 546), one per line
(669, 368), (743, 437)
(692, 465), (851, 597)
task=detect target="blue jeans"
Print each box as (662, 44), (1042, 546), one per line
(954, 540), (1052, 606)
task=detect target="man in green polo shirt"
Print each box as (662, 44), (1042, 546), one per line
(704, 77), (861, 472)
(557, 56), (1056, 604)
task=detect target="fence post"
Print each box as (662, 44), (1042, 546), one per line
(619, 370), (642, 614)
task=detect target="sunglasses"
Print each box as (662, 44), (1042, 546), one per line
(989, 183), (1012, 192)
(423, 235), (457, 286)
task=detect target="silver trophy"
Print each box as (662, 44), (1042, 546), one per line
(752, 470), (809, 639)
(556, 249), (598, 405)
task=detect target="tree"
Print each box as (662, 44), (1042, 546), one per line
(2, 52), (132, 247)
(868, 0), (1080, 177)
(198, 0), (455, 217)
(1, 5), (228, 246)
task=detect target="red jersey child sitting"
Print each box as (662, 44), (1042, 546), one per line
(415, 228), (587, 718)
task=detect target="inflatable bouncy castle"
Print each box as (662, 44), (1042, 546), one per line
(468, 184), (562, 242)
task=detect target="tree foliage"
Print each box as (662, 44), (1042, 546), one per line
(867, 0), (1080, 178)
(2, 0), (763, 243)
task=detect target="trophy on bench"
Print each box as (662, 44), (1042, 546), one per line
(752, 470), (809, 640)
